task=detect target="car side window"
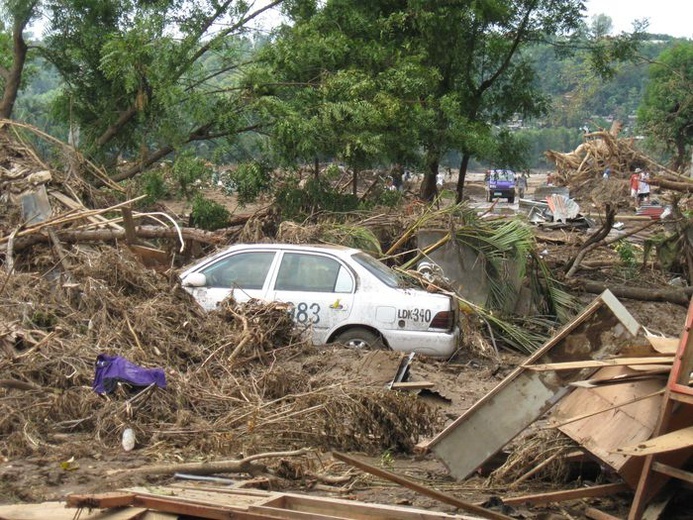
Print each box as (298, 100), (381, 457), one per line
(275, 253), (353, 293)
(200, 251), (275, 289)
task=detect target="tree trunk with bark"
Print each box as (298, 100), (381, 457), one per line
(573, 279), (692, 307)
(0, 7), (33, 119)
(456, 153), (471, 204)
(420, 148), (439, 201)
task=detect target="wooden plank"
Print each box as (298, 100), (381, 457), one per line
(651, 462), (693, 485)
(500, 482), (629, 506)
(256, 493), (478, 520)
(628, 297), (693, 519)
(67, 492), (135, 509)
(570, 369), (668, 388)
(332, 451), (514, 520)
(131, 495), (231, 520)
(390, 381), (435, 390)
(249, 506), (347, 520)
(626, 365), (672, 373)
(141, 513), (180, 520)
(0, 503), (145, 520)
(585, 507), (624, 520)
(553, 366), (665, 486)
(423, 290), (640, 481)
(641, 487), (675, 520)
(616, 426), (693, 456)
(49, 190), (123, 230)
(125, 486), (262, 510)
(645, 335), (679, 355)
(128, 244), (170, 268)
(526, 357), (673, 372)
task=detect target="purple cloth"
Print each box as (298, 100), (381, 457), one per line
(93, 354), (166, 394)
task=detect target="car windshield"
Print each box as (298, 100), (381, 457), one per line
(352, 252), (412, 288)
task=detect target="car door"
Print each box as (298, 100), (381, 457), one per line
(186, 250), (277, 310)
(269, 251), (355, 342)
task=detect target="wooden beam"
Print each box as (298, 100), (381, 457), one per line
(66, 492), (136, 509)
(121, 207), (139, 245)
(500, 482), (629, 506)
(651, 462), (693, 485)
(585, 507), (624, 520)
(131, 495), (231, 520)
(525, 357), (673, 372)
(390, 381), (434, 390)
(569, 370), (669, 388)
(331, 451), (514, 520)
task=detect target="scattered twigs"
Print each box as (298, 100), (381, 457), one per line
(226, 306), (252, 366)
(0, 118), (124, 192)
(4, 227), (19, 273)
(0, 379), (46, 392)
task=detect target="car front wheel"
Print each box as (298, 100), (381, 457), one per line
(334, 328), (386, 350)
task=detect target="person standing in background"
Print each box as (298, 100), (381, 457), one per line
(637, 168), (651, 206)
(630, 169), (640, 207)
(516, 171), (528, 199)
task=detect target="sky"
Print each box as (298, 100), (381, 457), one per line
(585, 0), (692, 38)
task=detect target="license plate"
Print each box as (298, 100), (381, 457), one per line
(494, 192), (503, 196)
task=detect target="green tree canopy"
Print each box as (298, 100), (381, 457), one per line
(35, 0), (283, 178)
(264, 0), (641, 201)
(637, 41), (693, 172)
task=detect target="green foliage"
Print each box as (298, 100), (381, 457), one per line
(229, 162), (272, 206)
(140, 169), (169, 204)
(377, 188), (403, 208)
(614, 239), (638, 267)
(266, 0), (593, 200)
(35, 0), (272, 179)
(190, 195), (230, 231)
(29, 310), (57, 331)
(614, 239), (638, 279)
(172, 153), (213, 199)
(379, 449), (394, 468)
(274, 177), (359, 221)
(637, 41), (693, 171)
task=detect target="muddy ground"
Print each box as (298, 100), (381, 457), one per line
(2, 165), (692, 519)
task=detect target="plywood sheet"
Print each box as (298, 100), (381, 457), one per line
(616, 426), (693, 456)
(553, 366), (665, 486)
(425, 290), (640, 480)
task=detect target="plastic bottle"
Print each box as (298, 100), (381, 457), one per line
(122, 428), (136, 451)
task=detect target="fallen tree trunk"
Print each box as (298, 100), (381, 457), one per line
(573, 279), (692, 306)
(108, 448), (312, 477)
(8, 225), (229, 252)
(648, 177), (693, 193)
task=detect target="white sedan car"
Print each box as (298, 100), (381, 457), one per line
(179, 243), (460, 358)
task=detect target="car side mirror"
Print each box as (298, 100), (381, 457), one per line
(181, 272), (207, 287)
